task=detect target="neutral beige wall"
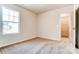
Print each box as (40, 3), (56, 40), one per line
(0, 5), (37, 47)
(37, 6), (74, 40)
(0, 5), (75, 47)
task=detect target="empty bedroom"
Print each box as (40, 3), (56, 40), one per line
(0, 4), (75, 54)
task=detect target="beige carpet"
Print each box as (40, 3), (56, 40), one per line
(0, 37), (76, 54)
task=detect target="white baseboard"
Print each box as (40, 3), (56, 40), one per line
(0, 35), (36, 48)
(0, 35), (60, 48)
(38, 35), (60, 41)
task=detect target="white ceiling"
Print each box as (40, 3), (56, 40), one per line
(19, 4), (73, 14)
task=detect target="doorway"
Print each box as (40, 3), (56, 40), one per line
(60, 14), (71, 41)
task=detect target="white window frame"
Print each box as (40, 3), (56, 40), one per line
(1, 6), (20, 35)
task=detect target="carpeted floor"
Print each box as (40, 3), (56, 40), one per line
(0, 37), (76, 54)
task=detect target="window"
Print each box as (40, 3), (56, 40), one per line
(2, 7), (20, 34)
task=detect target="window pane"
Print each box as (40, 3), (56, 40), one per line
(3, 22), (19, 34)
(2, 6), (20, 34)
(9, 16), (14, 22)
(14, 11), (19, 17)
(3, 22), (9, 30)
(2, 7), (9, 15)
(9, 9), (14, 16)
(14, 17), (19, 22)
(2, 15), (9, 21)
